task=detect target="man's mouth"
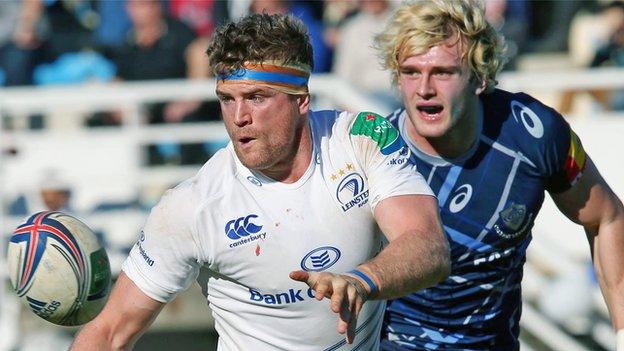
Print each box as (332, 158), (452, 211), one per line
(416, 104), (444, 120)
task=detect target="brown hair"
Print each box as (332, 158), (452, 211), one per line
(206, 13), (313, 76)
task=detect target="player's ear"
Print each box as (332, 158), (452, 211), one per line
(474, 75), (487, 95)
(297, 94), (311, 115)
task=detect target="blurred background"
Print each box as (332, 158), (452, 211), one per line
(0, 0), (623, 350)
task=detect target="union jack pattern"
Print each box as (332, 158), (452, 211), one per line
(10, 211), (86, 298)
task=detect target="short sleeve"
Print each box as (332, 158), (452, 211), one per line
(122, 184), (202, 303)
(512, 94), (587, 193)
(348, 111), (435, 210)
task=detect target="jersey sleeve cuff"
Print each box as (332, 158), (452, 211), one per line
(122, 255), (179, 303)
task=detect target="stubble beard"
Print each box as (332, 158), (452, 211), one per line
(233, 138), (278, 171)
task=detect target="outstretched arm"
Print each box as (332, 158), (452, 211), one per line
(359, 193), (450, 297)
(70, 272), (164, 350)
(290, 193), (450, 343)
(551, 158), (624, 339)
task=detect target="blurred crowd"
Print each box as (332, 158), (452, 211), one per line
(1, 0), (622, 89)
(1, 0), (624, 165)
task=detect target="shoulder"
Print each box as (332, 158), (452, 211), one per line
(309, 109), (344, 131)
(146, 147), (236, 232)
(481, 89), (570, 143)
(347, 111), (404, 155)
(165, 146), (236, 204)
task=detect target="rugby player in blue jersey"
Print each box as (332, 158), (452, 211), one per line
(375, 0), (624, 350)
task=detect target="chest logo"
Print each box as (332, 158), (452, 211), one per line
(225, 214), (267, 249)
(494, 202), (534, 239)
(300, 246), (341, 272)
(336, 173), (369, 212)
(449, 184), (473, 213)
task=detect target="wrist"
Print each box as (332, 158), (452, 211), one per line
(617, 329), (624, 351)
(347, 269), (379, 299)
(342, 275), (369, 303)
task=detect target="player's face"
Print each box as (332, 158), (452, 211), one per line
(217, 82), (309, 174)
(397, 38), (485, 145)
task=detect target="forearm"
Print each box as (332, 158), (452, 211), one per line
(70, 273), (164, 350)
(71, 316), (150, 351)
(357, 229), (450, 299)
(71, 321), (127, 351)
(592, 206), (624, 330)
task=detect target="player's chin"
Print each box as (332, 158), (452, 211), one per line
(415, 123), (451, 139)
(237, 153), (273, 171)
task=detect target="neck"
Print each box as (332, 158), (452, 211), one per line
(408, 99), (480, 159)
(259, 118), (313, 183)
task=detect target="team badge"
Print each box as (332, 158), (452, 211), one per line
(494, 202), (533, 239)
(500, 203), (526, 231)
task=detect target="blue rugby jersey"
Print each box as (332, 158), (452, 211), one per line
(381, 89), (587, 350)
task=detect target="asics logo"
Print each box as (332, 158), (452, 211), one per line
(225, 214), (263, 240)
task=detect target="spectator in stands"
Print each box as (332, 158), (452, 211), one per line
(106, 0), (217, 165)
(0, 0), (44, 86)
(8, 170), (73, 215)
(590, 3), (624, 111)
(40, 182), (72, 213)
(527, 0), (590, 53)
(484, 0), (530, 71)
(95, 0), (132, 51)
(332, 0), (398, 109)
(168, 0), (218, 38)
(166, 0), (230, 87)
(560, 1), (624, 114)
(375, 1), (624, 349)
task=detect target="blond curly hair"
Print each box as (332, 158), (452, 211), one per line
(374, 0), (507, 92)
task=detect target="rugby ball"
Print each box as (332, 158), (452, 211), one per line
(7, 211), (111, 326)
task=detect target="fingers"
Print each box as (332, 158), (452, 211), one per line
(290, 271), (364, 343)
(345, 290), (360, 344)
(288, 270), (310, 283)
(338, 283), (358, 341)
(330, 279), (348, 313)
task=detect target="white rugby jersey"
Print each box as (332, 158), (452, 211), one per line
(122, 110), (434, 350)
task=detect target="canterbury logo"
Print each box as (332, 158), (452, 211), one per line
(225, 214), (263, 240)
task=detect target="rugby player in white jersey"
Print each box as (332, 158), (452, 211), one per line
(71, 13), (450, 350)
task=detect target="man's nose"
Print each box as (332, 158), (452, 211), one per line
(417, 76), (435, 99)
(233, 101), (252, 127)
